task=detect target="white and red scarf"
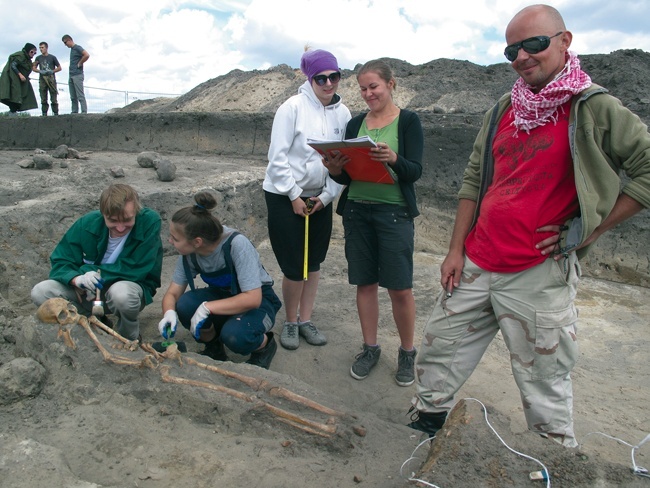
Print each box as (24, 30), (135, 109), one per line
(511, 51), (592, 133)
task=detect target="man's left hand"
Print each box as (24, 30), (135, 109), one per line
(306, 197), (323, 213)
(535, 224), (587, 260)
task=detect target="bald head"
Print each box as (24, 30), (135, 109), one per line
(507, 4), (566, 39)
(504, 4), (572, 90)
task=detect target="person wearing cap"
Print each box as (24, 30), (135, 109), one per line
(263, 47), (351, 351)
(0, 43), (38, 115)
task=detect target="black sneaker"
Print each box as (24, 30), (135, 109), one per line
(200, 338), (228, 362)
(350, 344), (381, 380)
(407, 407), (447, 438)
(395, 347), (417, 386)
(246, 332), (277, 369)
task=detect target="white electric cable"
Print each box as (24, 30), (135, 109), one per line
(400, 398), (551, 487)
(580, 432), (650, 478)
(400, 437), (441, 488)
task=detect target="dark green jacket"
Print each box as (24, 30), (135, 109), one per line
(48, 208), (163, 304)
(0, 49), (37, 110)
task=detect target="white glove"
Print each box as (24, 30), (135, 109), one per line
(158, 310), (179, 339)
(190, 302), (211, 340)
(73, 271), (103, 292)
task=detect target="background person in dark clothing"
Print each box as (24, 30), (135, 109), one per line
(0, 43), (38, 114)
(32, 41), (62, 116)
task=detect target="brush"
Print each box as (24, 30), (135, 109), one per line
(91, 270), (104, 317)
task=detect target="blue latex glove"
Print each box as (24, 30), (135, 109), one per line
(190, 302), (211, 340)
(73, 271), (104, 292)
(158, 310), (179, 339)
(41, 69), (53, 76)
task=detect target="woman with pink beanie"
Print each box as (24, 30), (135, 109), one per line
(263, 48), (351, 351)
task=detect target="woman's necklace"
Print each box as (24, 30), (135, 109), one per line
(366, 108), (399, 141)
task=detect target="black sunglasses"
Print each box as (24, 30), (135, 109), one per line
(313, 72), (341, 86)
(504, 32), (563, 62)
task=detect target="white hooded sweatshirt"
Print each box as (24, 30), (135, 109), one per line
(263, 80), (351, 206)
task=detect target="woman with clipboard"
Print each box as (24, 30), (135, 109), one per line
(325, 59), (424, 387)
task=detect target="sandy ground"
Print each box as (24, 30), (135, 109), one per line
(0, 149), (648, 487)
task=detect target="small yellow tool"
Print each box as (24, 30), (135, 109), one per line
(303, 198), (315, 281)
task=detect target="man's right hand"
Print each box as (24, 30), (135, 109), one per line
(158, 310), (179, 339)
(291, 197), (307, 216)
(73, 271), (103, 292)
(439, 251), (465, 293)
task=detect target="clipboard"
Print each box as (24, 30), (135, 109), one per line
(307, 136), (396, 184)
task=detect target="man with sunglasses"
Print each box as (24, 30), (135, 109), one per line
(409, 4), (650, 448)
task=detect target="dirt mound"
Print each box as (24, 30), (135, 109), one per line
(118, 50), (650, 123)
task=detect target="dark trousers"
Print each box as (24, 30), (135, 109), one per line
(39, 76), (58, 115)
(176, 285), (281, 355)
(264, 190), (333, 281)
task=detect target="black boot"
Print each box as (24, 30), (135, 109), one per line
(407, 407), (448, 438)
(246, 332), (277, 369)
(200, 338), (228, 362)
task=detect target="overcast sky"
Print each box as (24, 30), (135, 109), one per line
(2, 0), (649, 98)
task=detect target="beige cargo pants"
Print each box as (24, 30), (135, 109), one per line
(412, 254), (580, 447)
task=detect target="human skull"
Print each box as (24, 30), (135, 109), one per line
(36, 298), (81, 325)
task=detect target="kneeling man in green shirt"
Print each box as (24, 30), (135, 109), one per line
(32, 183), (163, 341)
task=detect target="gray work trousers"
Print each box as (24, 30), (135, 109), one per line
(68, 73), (87, 113)
(32, 279), (144, 340)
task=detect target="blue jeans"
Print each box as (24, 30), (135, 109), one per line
(176, 286), (281, 355)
